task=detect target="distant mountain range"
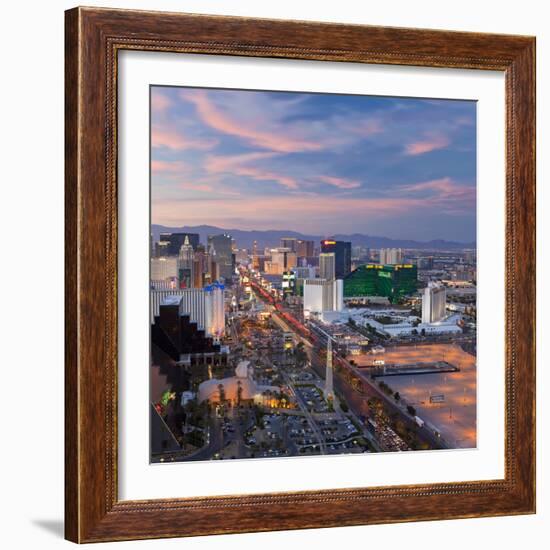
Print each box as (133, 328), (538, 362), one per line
(151, 224), (475, 251)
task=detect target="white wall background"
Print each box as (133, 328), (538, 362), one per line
(0, 1), (546, 548)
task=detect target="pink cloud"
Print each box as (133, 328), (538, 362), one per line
(152, 180), (475, 228)
(151, 160), (188, 174)
(400, 177), (473, 196)
(404, 135), (450, 155)
(206, 152), (278, 171)
(399, 177), (476, 210)
(151, 92), (172, 113)
(205, 152), (299, 190)
(181, 182), (214, 193)
(152, 194), (418, 228)
(151, 127), (217, 151)
(353, 119), (383, 137)
(317, 175), (361, 189)
(181, 90), (323, 153)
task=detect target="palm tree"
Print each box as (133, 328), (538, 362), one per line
(217, 383), (226, 404)
(237, 380), (243, 406)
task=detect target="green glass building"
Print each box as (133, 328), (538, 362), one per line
(343, 264), (417, 302)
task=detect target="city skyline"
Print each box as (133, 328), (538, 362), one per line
(150, 86), (477, 463)
(151, 223), (477, 249)
(151, 86), (476, 242)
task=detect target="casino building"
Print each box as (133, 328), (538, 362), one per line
(343, 264), (418, 303)
(320, 239), (352, 278)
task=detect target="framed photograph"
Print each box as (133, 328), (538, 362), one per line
(65, 7), (536, 543)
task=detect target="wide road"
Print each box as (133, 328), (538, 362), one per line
(308, 338), (448, 450)
(255, 311), (328, 454)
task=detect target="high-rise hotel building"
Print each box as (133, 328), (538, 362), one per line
(296, 239), (315, 259)
(319, 252), (336, 281)
(320, 240), (352, 278)
(379, 248), (404, 265)
(151, 283), (225, 338)
(422, 281), (447, 323)
(303, 278), (344, 316)
(266, 247), (298, 275)
(207, 234), (234, 281)
(177, 235), (195, 288)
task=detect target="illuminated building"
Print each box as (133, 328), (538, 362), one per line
(197, 361), (281, 405)
(204, 283), (226, 339)
(379, 248), (403, 265)
(343, 264), (418, 302)
(320, 239), (352, 278)
(193, 260), (202, 288)
(268, 247), (298, 275)
(177, 235), (195, 288)
(159, 232), (199, 255)
(422, 282), (447, 323)
(319, 252), (336, 281)
(204, 243), (220, 283)
(282, 271), (296, 296)
(252, 240), (260, 269)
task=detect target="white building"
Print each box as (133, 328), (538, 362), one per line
(422, 282), (447, 323)
(303, 278), (344, 316)
(204, 283), (226, 338)
(379, 248), (403, 265)
(151, 283), (225, 338)
(198, 360), (280, 405)
(359, 316), (461, 338)
(334, 279), (344, 311)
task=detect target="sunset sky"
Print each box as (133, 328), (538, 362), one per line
(151, 86), (476, 242)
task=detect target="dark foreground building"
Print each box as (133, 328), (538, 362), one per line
(159, 232), (200, 255)
(152, 298), (228, 368)
(320, 239), (352, 278)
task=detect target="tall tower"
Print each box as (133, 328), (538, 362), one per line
(319, 252), (336, 281)
(177, 235), (195, 288)
(422, 281), (447, 323)
(252, 240), (259, 269)
(324, 337), (334, 400)
(207, 234), (234, 281)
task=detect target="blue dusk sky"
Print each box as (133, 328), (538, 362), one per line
(151, 86), (476, 242)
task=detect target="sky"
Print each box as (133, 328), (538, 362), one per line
(151, 86), (476, 242)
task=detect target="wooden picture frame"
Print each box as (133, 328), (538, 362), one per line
(65, 6), (536, 543)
